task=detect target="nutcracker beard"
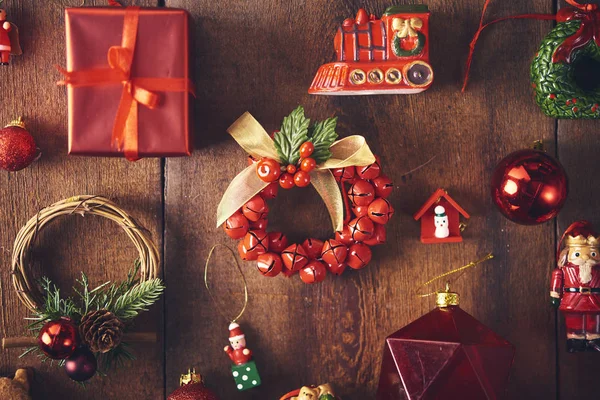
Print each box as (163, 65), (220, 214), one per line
(572, 258), (595, 284)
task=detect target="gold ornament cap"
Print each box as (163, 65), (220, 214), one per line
(5, 117), (26, 129)
(436, 284), (459, 308)
(180, 368), (203, 387)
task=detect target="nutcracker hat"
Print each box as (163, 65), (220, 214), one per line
(228, 322), (245, 341)
(563, 221), (600, 247)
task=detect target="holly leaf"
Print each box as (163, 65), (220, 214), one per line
(309, 116), (338, 164)
(274, 106), (310, 165)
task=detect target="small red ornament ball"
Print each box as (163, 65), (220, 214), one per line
(0, 120), (38, 172)
(332, 166), (355, 182)
(224, 211), (249, 240)
(268, 232), (289, 253)
(294, 170), (311, 187)
(372, 175), (393, 198)
(299, 260), (328, 284)
(242, 195), (267, 222)
(348, 216), (375, 242)
(281, 244), (309, 272)
(279, 172), (295, 189)
(64, 347), (97, 382)
(321, 239), (348, 265)
(348, 180), (375, 206)
(491, 148), (568, 225)
(256, 253), (283, 277)
(168, 382), (220, 400)
(38, 318), (79, 360)
(368, 198), (395, 225)
(256, 158), (281, 182)
(347, 243), (372, 270)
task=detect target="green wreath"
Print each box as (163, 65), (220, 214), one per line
(392, 31), (426, 57)
(531, 19), (600, 119)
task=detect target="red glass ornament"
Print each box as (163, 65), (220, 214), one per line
(256, 158), (281, 182)
(37, 318), (79, 360)
(302, 238), (324, 260)
(326, 261), (347, 276)
(249, 217), (268, 231)
(368, 198), (395, 225)
(242, 196), (267, 222)
(224, 211), (249, 240)
(376, 296), (515, 400)
(256, 253), (283, 277)
(372, 175), (393, 198)
(335, 226), (355, 246)
(0, 118), (38, 172)
(348, 216), (375, 242)
(279, 173), (295, 189)
(299, 260), (327, 284)
(364, 223), (387, 246)
(168, 369), (220, 400)
(321, 239), (348, 265)
(260, 182), (279, 199)
(294, 170), (311, 187)
(300, 157), (316, 172)
(281, 244), (309, 272)
(348, 180), (375, 206)
(353, 205), (369, 217)
(299, 142), (314, 158)
(242, 230), (269, 255)
(332, 166), (355, 182)
(347, 243), (372, 269)
(286, 164), (297, 174)
(64, 347), (97, 382)
(267, 232), (289, 253)
(356, 157), (381, 180)
(491, 148), (568, 225)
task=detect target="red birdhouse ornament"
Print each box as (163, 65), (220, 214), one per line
(376, 289), (515, 400)
(413, 188), (470, 244)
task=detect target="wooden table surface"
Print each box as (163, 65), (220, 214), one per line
(0, 0), (596, 399)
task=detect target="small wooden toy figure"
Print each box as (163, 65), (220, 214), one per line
(413, 189), (470, 244)
(224, 322), (261, 391)
(280, 383), (338, 400)
(551, 221), (600, 352)
(0, 6), (21, 65)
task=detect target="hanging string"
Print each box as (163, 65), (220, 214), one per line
(415, 253), (494, 297)
(204, 244), (249, 324)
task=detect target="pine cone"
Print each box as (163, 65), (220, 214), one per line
(79, 310), (125, 353)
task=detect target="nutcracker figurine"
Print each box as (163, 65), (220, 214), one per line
(223, 322), (261, 391)
(551, 221), (600, 352)
(0, 6), (21, 65)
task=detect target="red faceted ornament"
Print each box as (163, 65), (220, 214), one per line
(256, 158), (281, 182)
(37, 318), (79, 360)
(224, 211), (250, 240)
(348, 216), (375, 242)
(372, 175), (393, 198)
(364, 223), (387, 246)
(356, 157), (381, 180)
(243, 230), (269, 255)
(242, 196), (268, 222)
(65, 347), (97, 382)
(368, 198), (395, 225)
(281, 244), (309, 272)
(0, 118), (39, 172)
(321, 239), (348, 265)
(348, 179), (375, 206)
(347, 243), (372, 269)
(332, 166), (355, 182)
(335, 226), (355, 246)
(267, 232), (289, 253)
(299, 260), (327, 284)
(491, 147), (568, 225)
(260, 182), (279, 199)
(256, 252), (283, 277)
(249, 217), (268, 231)
(302, 238), (324, 260)
(326, 261), (347, 276)
(376, 292), (515, 400)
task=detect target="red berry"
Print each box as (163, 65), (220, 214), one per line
(249, 217), (268, 231)
(352, 205), (369, 217)
(347, 243), (372, 270)
(332, 166), (355, 182)
(573, 107), (579, 113)
(326, 261), (347, 276)
(256, 158), (281, 182)
(300, 157), (316, 172)
(348, 180), (375, 206)
(372, 175), (393, 198)
(294, 170), (311, 187)
(242, 195), (268, 222)
(242, 230), (269, 258)
(299, 142), (314, 158)
(0, 123), (38, 172)
(363, 223), (387, 246)
(286, 164), (297, 174)
(321, 239), (348, 265)
(281, 244), (309, 272)
(348, 216), (375, 242)
(279, 173), (295, 189)
(549, 94), (556, 100)
(356, 157), (381, 180)
(299, 260), (327, 284)
(335, 226), (355, 246)
(367, 198), (395, 225)
(268, 232), (289, 253)
(572, 98), (577, 104)
(566, 99), (571, 105)
(302, 238), (324, 260)
(261, 182), (279, 199)
(224, 211), (250, 239)
(256, 253), (283, 277)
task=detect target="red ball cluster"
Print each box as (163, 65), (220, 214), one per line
(224, 156), (394, 284)
(256, 141), (317, 189)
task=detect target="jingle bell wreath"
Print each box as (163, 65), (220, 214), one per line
(9, 196), (163, 382)
(217, 107), (395, 284)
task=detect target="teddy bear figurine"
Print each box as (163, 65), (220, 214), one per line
(280, 383), (338, 400)
(0, 368), (32, 400)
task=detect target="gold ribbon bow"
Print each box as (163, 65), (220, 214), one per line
(392, 17), (423, 38)
(216, 112), (376, 232)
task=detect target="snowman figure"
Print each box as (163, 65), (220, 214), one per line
(434, 205), (449, 239)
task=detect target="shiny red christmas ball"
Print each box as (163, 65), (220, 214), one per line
(267, 232), (289, 253)
(321, 239), (348, 265)
(261, 182), (279, 199)
(299, 260), (327, 284)
(256, 253), (283, 277)
(256, 158), (281, 182)
(368, 198), (395, 225)
(294, 170), (311, 187)
(64, 347), (97, 382)
(0, 120), (38, 172)
(281, 244), (309, 272)
(326, 261), (347, 276)
(37, 318), (79, 360)
(300, 157), (316, 172)
(347, 243), (372, 270)
(249, 217), (268, 231)
(348, 216), (375, 242)
(242, 195), (268, 222)
(348, 180), (375, 206)
(491, 148), (568, 225)
(224, 211), (249, 240)
(242, 230), (269, 256)
(356, 157), (381, 180)
(302, 238), (324, 259)
(372, 175), (393, 198)
(335, 226), (355, 246)
(279, 172), (295, 189)
(332, 166), (355, 182)
(363, 223), (387, 246)
(168, 381), (220, 400)
(299, 142), (315, 158)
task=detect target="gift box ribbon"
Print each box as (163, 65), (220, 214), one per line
(216, 112), (376, 232)
(57, 6), (195, 161)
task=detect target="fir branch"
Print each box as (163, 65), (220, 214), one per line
(97, 342), (136, 373)
(309, 117), (338, 164)
(273, 106), (310, 165)
(19, 346), (40, 359)
(111, 279), (165, 320)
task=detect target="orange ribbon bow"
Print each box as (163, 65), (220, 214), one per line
(57, 6), (195, 161)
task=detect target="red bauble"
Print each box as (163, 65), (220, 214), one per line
(321, 239), (348, 265)
(279, 172), (295, 189)
(249, 217), (268, 231)
(347, 243), (372, 269)
(242, 196), (267, 222)
(368, 198), (395, 225)
(348, 216), (375, 242)
(299, 260), (327, 284)
(491, 148), (568, 225)
(261, 182), (279, 199)
(267, 232), (289, 253)
(64, 347), (97, 382)
(302, 238), (324, 260)
(256, 158), (281, 182)
(294, 170), (311, 187)
(256, 253), (283, 277)
(372, 175), (393, 198)
(335, 226), (355, 246)
(332, 166), (355, 182)
(348, 180), (375, 206)
(37, 318), (79, 360)
(356, 157), (381, 180)
(169, 382), (220, 400)
(242, 230), (269, 255)
(224, 211), (249, 239)
(326, 261), (347, 276)
(364, 223), (387, 246)
(0, 119), (38, 172)
(281, 244), (309, 272)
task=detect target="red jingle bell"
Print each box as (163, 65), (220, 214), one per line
(250, 217), (268, 231)
(256, 253), (283, 277)
(321, 239), (348, 265)
(281, 244), (309, 272)
(326, 261), (347, 276)
(256, 158), (281, 182)
(268, 232), (289, 253)
(353, 205), (369, 217)
(238, 241), (254, 261)
(302, 238), (325, 260)
(332, 166), (355, 182)
(364, 223), (387, 246)
(242, 195), (268, 222)
(356, 157), (381, 180)
(347, 243), (372, 269)
(242, 230), (269, 255)
(224, 211), (250, 240)
(372, 175), (393, 198)
(260, 182), (279, 199)
(299, 260), (328, 284)
(38, 318), (79, 360)
(348, 216), (375, 242)
(335, 226), (355, 246)
(348, 180), (375, 206)
(368, 198), (395, 225)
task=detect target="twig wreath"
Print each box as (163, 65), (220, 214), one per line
(217, 107), (395, 284)
(5, 195), (163, 382)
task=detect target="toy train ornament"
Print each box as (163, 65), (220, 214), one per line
(309, 5), (433, 95)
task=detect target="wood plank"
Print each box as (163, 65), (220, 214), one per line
(165, 0), (558, 399)
(0, 1), (163, 399)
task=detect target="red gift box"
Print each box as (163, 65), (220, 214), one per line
(60, 6), (193, 160)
